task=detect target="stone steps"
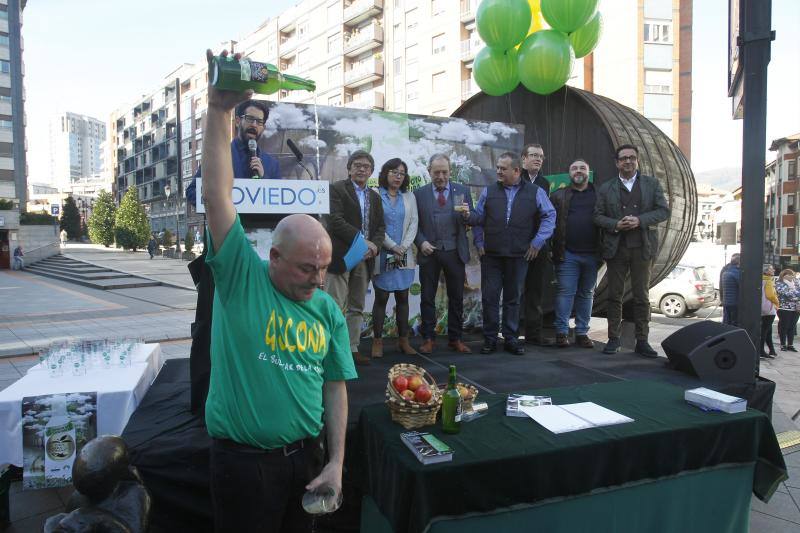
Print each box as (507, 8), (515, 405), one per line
(26, 254), (162, 290)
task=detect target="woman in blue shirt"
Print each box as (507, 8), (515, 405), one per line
(371, 158), (419, 357)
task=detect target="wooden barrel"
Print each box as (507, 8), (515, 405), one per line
(452, 85), (696, 312)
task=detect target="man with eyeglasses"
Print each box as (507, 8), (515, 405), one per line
(593, 144), (669, 357)
(519, 143), (555, 346)
(324, 150), (385, 366)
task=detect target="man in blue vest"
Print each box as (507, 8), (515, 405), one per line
(465, 152), (555, 355)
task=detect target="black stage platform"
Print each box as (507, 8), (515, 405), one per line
(121, 336), (775, 532)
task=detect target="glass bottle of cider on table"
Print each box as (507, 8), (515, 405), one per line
(209, 55), (316, 95)
(442, 365), (462, 434)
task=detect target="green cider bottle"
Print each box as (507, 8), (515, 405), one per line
(441, 365), (462, 434)
(209, 55), (316, 95)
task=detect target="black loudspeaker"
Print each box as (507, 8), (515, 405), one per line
(662, 320), (756, 384)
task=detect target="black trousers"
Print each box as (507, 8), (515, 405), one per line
(777, 309), (799, 347)
(419, 250), (465, 341)
(481, 255), (529, 341)
(761, 315), (776, 355)
(522, 249), (552, 336)
(606, 246), (651, 340)
(210, 438), (319, 533)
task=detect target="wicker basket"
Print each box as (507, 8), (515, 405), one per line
(386, 363), (442, 429)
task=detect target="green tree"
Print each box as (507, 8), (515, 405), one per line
(60, 196), (82, 240)
(88, 190), (117, 247)
(114, 187), (150, 251)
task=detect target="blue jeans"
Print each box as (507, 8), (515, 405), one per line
(553, 250), (599, 335)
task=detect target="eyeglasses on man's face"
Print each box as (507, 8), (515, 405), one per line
(240, 114), (265, 126)
(617, 155), (638, 162)
(351, 162), (373, 171)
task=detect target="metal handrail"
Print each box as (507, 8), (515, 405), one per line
(22, 241), (60, 254)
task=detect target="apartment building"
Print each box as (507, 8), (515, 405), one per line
(694, 184), (730, 242)
(48, 112), (107, 191)
(764, 133), (800, 268)
(0, 0), (26, 208)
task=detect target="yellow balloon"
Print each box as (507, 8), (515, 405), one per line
(527, 0), (549, 36)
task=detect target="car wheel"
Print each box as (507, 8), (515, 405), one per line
(659, 295), (687, 318)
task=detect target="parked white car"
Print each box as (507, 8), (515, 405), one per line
(649, 264), (717, 318)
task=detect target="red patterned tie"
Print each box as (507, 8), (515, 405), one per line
(437, 189), (446, 207)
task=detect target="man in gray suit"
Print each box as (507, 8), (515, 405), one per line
(593, 144), (669, 357)
(414, 153), (474, 355)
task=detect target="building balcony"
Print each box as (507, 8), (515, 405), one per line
(344, 22), (383, 57)
(344, 0), (383, 26)
(460, 0), (479, 23)
(344, 91), (384, 110)
(279, 35), (298, 56)
(344, 58), (384, 88)
(460, 36), (484, 61)
(461, 78), (479, 101)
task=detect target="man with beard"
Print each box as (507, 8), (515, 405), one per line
(594, 145), (669, 357)
(519, 144), (555, 346)
(549, 159), (601, 348)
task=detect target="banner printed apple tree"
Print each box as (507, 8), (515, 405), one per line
(473, 0), (604, 96)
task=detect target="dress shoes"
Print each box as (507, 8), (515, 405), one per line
(398, 336), (418, 355)
(353, 351), (371, 366)
(480, 340), (497, 354)
(526, 334), (554, 347)
(448, 340), (472, 354)
(575, 335), (594, 349)
(504, 340), (525, 355)
(418, 338), (435, 355)
(635, 340), (658, 358)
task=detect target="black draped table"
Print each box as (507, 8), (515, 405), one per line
(358, 380), (787, 533)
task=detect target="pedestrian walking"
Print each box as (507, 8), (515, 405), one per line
(776, 269), (800, 351)
(60, 229), (67, 247)
(12, 244), (23, 270)
(147, 235), (157, 259)
(761, 264), (778, 359)
(720, 254), (741, 326)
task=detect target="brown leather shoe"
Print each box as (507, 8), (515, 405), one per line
(398, 336), (418, 355)
(353, 351), (371, 366)
(555, 333), (570, 348)
(575, 335), (594, 349)
(371, 338), (383, 358)
(448, 340), (472, 354)
(418, 338), (435, 355)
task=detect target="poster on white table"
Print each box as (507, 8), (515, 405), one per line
(21, 392), (97, 490)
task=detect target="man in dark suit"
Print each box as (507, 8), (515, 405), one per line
(414, 153), (474, 355)
(593, 144), (669, 357)
(519, 143), (555, 346)
(466, 152), (556, 355)
(324, 150), (385, 365)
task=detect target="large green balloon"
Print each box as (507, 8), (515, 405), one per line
(569, 11), (603, 58)
(540, 0), (599, 34)
(517, 30), (575, 95)
(473, 47), (519, 96)
(476, 0), (532, 51)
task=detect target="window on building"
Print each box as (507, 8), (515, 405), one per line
(328, 94), (342, 106)
(328, 33), (341, 54)
(328, 63), (342, 85)
(328, 2), (341, 25)
(0, 34), (9, 47)
(0, 120), (12, 129)
(406, 43), (418, 61)
(644, 21), (672, 44)
(406, 8), (418, 32)
(787, 228), (796, 247)
(431, 0), (445, 16)
(393, 57), (403, 76)
(788, 194), (796, 214)
(789, 160), (797, 180)
(298, 49), (310, 70)
(298, 22), (310, 40)
(406, 59), (419, 82)
(393, 23), (403, 47)
(432, 71), (447, 93)
(644, 69), (672, 94)
(406, 80), (419, 101)
(432, 34), (446, 56)
(0, 61), (9, 74)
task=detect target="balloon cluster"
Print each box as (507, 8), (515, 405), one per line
(473, 0), (603, 96)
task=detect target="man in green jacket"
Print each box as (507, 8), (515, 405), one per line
(593, 145), (669, 357)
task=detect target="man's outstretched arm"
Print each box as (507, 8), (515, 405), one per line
(201, 48), (251, 253)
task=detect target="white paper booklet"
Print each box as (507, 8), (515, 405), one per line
(519, 402), (634, 434)
(684, 387), (746, 414)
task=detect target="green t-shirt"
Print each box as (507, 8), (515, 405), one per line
(205, 217), (357, 449)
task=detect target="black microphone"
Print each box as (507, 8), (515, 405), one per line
(287, 138), (304, 162)
(248, 139), (259, 179)
(286, 139), (316, 180)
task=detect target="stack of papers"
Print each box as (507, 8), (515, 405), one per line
(518, 402), (634, 434)
(506, 394), (552, 417)
(685, 387), (746, 413)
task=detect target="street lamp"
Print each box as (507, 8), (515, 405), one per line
(164, 183), (181, 257)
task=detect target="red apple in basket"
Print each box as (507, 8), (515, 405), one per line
(392, 376), (408, 393)
(407, 375), (424, 391)
(401, 389), (415, 401)
(414, 385), (432, 403)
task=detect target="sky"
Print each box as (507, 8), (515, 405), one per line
(19, 0), (800, 182)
